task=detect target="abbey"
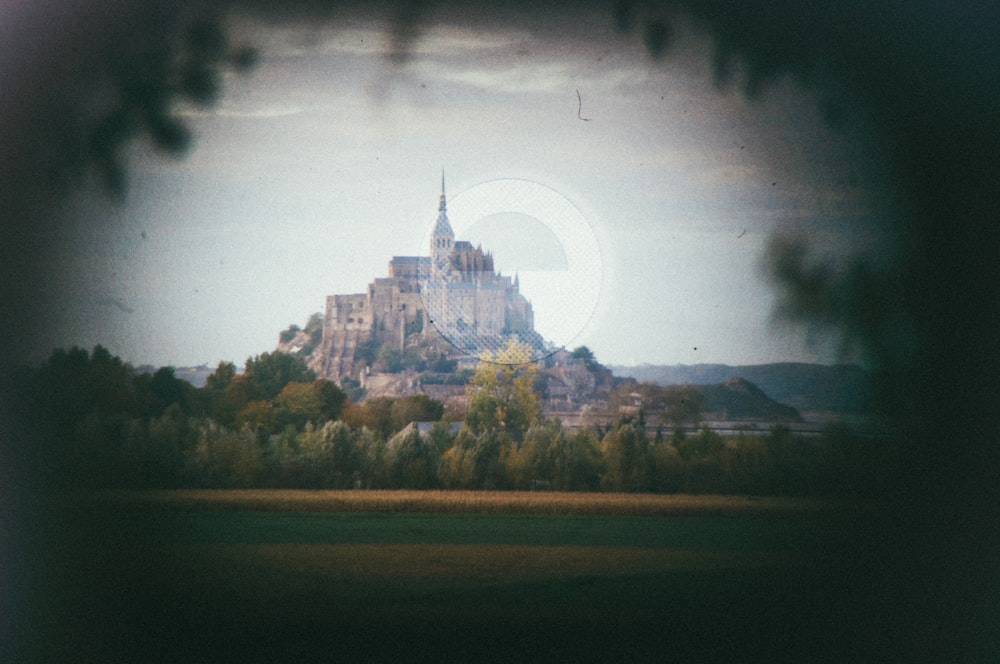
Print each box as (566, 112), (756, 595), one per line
(316, 174), (536, 382)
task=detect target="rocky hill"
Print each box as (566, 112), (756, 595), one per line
(610, 362), (871, 415)
(699, 377), (802, 422)
(611, 375), (802, 425)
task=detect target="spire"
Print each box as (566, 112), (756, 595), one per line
(432, 170), (454, 238)
(438, 169), (447, 213)
(431, 171), (455, 273)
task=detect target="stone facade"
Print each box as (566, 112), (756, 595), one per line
(317, 175), (535, 382)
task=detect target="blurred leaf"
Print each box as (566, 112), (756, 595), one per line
(643, 19), (673, 59)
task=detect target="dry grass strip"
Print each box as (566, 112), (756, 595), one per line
(88, 489), (840, 516)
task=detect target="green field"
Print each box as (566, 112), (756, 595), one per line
(23, 492), (892, 663)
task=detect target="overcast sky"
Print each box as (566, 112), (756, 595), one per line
(44, 5), (893, 369)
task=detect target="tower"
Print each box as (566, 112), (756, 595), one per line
(430, 171), (454, 278)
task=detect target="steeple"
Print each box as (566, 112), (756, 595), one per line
(430, 170), (454, 275)
(432, 170), (454, 237)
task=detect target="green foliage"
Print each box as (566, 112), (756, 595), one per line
(428, 352), (455, 373)
(210, 374), (260, 428)
(236, 400), (279, 433)
(18, 345), (897, 495)
(205, 361), (236, 392)
(649, 441), (683, 493)
(570, 345), (602, 372)
(676, 426), (724, 460)
(30, 346), (138, 426)
(390, 393), (444, 430)
(427, 421), (457, 456)
(419, 368), (471, 385)
(383, 425), (439, 489)
(354, 337), (380, 367)
(556, 429), (604, 491)
(339, 376), (366, 402)
(244, 351), (316, 400)
(611, 382), (703, 426)
(144, 366), (197, 416)
(341, 394), (445, 440)
(600, 419), (651, 492)
(186, 422), (263, 488)
(465, 340), (541, 440)
(275, 420), (366, 488)
(502, 419), (602, 491)
(275, 313), (323, 356)
(302, 312), (324, 355)
(406, 308), (424, 336)
(275, 380), (347, 430)
(439, 427), (511, 490)
(342, 397), (395, 440)
(504, 420), (560, 489)
(376, 346), (404, 373)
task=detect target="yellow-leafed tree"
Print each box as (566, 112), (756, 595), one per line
(464, 340), (541, 441)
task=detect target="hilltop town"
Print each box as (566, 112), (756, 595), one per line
(285, 174), (541, 383)
(273, 175), (842, 429)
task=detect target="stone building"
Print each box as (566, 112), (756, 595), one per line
(316, 174), (536, 382)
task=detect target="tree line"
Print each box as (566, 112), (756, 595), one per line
(13, 344), (896, 495)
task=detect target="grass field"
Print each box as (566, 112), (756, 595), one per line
(21, 491), (897, 663)
(84, 488), (839, 515)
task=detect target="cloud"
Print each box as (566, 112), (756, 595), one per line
(426, 61), (572, 93)
(177, 102), (305, 119)
(233, 19), (523, 60)
(410, 55), (653, 96)
(96, 297), (134, 314)
(408, 27), (526, 56)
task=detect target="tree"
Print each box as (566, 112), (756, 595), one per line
(505, 419), (562, 489)
(147, 366), (192, 416)
(244, 351), (316, 400)
(437, 426), (510, 489)
(465, 340), (541, 440)
(341, 397), (395, 440)
(212, 374), (261, 428)
(427, 420), (457, 456)
(383, 425), (438, 489)
(302, 312), (324, 355)
(290, 420), (362, 488)
(275, 380), (346, 430)
(570, 345), (601, 372)
(676, 426), (724, 461)
(186, 422), (263, 488)
(554, 429), (603, 492)
(601, 419), (651, 492)
(389, 394), (445, 433)
(29, 346), (138, 428)
(235, 400), (278, 433)
(205, 361), (237, 393)
(438, 427), (477, 489)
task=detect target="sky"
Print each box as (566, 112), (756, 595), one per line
(40, 4), (893, 370)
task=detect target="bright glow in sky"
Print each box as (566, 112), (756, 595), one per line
(47, 7), (892, 369)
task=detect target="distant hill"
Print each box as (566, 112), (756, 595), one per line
(701, 377), (802, 422)
(609, 363), (872, 415)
